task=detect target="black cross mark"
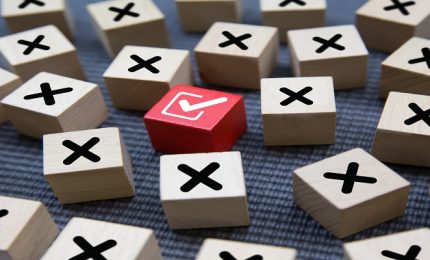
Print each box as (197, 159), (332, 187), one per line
(408, 47), (430, 69)
(381, 245), (421, 260)
(128, 55), (162, 73)
(219, 251), (263, 260)
(219, 31), (252, 50)
(23, 83), (73, 106)
(280, 86), (313, 106)
(178, 162), (222, 192)
(109, 2), (139, 22)
(17, 35), (50, 55)
(313, 34), (345, 54)
(404, 103), (430, 127)
(62, 137), (101, 165)
(0, 209), (9, 218)
(279, 0), (306, 7)
(384, 0), (416, 16)
(323, 162), (377, 194)
(69, 236), (117, 260)
(18, 0), (45, 9)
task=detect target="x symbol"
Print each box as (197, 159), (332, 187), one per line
(313, 34), (345, 54)
(219, 251), (263, 260)
(128, 55), (162, 73)
(62, 137), (101, 165)
(17, 35), (50, 55)
(18, 0), (45, 9)
(279, 86), (313, 106)
(69, 236), (117, 260)
(404, 103), (430, 127)
(381, 245), (421, 260)
(408, 47), (430, 69)
(23, 82), (73, 106)
(323, 162), (377, 194)
(219, 31), (252, 50)
(0, 209), (8, 218)
(109, 2), (139, 22)
(178, 162), (222, 192)
(279, 0), (306, 7)
(384, 0), (416, 16)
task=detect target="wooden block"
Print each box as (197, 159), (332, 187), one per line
(260, 0), (326, 42)
(144, 85), (247, 153)
(344, 228), (430, 259)
(373, 91), (430, 167)
(287, 25), (368, 89)
(293, 148), (410, 238)
(356, 0), (430, 53)
(41, 217), (162, 260)
(87, 0), (170, 57)
(160, 151), (250, 229)
(43, 127), (135, 204)
(1, 0), (74, 39)
(1, 72), (108, 139)
(103, 46), (193, 111)
(0, 68), (21, 124)
(175, 0), (242, 32)
(261, 76), (336, 146)
(195, 22), (278, 89)
(0, 195), (59, 260)
(379, 37), (430, 97)
(196, 238), (297, 260)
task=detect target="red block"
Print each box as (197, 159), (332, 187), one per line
(144, 85), (247, 154)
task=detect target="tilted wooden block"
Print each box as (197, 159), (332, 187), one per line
(43, 127), (135, 204)
(160, 151), (250, 229)
(0, 68), (21, 124)
(293, 148), (410, 238)
(41, 217), (162, 260)
(1, 72), (108, 138)
(261, 76), (336, 146)
(356, 0), (430, 53)
(0, 196), (59, 260)
(288, 25), (368, 89)
(87, 0), (170, 57)
(104, 46), (193, 111)
(195, 22), (278, 89)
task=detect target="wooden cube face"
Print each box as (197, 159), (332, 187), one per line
(0, 196), (59, 260)
(288, 25), (368, 89)
(41, 217), (162, 260)
(356, 0), (430, 53)
(160, 152), (250, 229)
(87, 0), (170, 57)
(293, 148), (410, 238)
(0, 68), (21, 124)
(43, 128), (135, 204)
(195, 22), (278, 89)
(261, 76), (336, 146)
(1, 72), (108, 138)
(103, 46), (193, 111)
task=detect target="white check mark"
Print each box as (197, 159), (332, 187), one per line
(179, 97), (228, 112)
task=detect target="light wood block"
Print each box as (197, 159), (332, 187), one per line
(1, 72), (108, 139)
(160, 151), (250, 229)
(104, 46), (193, 111)
(195, 22), (278, 89)
(356, 0), (430, 53)
(43, 127), (135, 204)
(260, 0), (326, 42)
(0, 68), (21, 124)
(287, 25), (368, 89)
(87, 0), (170, 57)
(344, 228), (430, 260)
(261, 76), (336, 146)
(1, 0), (74, 39)
(373, 91), (430, 167)
(0, 195), (59, 260)
(176, 0), (242, 32)
(196, 238), (297, 260)
(41, 217), (162, 260)
(293, 148), (410, 238)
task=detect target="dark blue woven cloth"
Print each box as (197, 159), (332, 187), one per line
(0, 0), (429, 259)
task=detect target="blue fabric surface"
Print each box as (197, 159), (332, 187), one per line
(0, 0), (429, 259)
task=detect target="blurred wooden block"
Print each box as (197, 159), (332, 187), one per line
(195, 22), (278, 89)
(43, 127), (135, 204)
(41, 217), (162, 260)
(0, 195), (59, 260)
(261, 76), (336, 146)
(160, 151), (250, 229)
(0, 68), (21, 124)
(87, 0), (170, 57)
(288, 25), (368, 89)
(356, 0), (430, 53)
(104, 46), (193, 111)
(293, 148), (410, 238)
(1, 72), (107, 138)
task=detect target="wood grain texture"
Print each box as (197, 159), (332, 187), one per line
(0, 68), (21, 123)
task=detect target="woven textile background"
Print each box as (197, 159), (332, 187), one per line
(0, 0), (429, 259)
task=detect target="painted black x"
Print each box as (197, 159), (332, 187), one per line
(23, 82), (73, 106)
(109, 2), (139, 22)
(381, 245), (421, 260)
(219, 251), (263, 260)
(18, 0), (45, 9)
(313, 34), (345, 53)
(178, 162), (222, 192)
(408, 47), (430, 69)
(404, 103), (430, 127)
(219, 31), (252, 50)
(62, 137), (101, 165)
(280, 86), (313, 106)
(279, 0), (306, 7)
(0, 209), (8, 218)
(128, 55), (162, 73)
(384, 0), (416, 16)
(69, 236), (117, 260)
(17, 35), (50, 55)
